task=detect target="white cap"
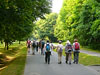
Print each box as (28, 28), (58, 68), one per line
(66, 40), (70, 44)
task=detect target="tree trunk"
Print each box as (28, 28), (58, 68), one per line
(5, 41), (9, 50)
(7, 42), (9, 50)
(19, 41), (21, 44)
(1, 41), (3, 44)
(5, 42), (7, 49)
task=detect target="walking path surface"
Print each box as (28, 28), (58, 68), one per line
(80, 50), (100, 57)
(24, 51), (100, 75)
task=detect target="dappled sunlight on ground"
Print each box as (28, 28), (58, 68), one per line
(0, 42), (26, 72)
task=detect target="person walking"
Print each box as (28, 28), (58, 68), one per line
(50, 41), (53, 55)
(36, 41), (39, 52)
(65, 40), (73, 65)
(73, 39), (80, 64)
(26, 40), (31, 53)
(32, 40), (36, 55)
(38, 40), (42, 54)
(56, 41), (63, 64)
(44, 40), (51, 64)
(41, 39), (45, 55)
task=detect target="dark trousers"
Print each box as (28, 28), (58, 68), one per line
(74, 52), (79, 64)
(65, 53), (72, 64)
(45, 52), (51, 64)
(41, 47), (43, 55)
(66, 53), (68, 62)
(36, 46), (38, 52)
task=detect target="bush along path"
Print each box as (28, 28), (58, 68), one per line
(24, 51), (100, 75)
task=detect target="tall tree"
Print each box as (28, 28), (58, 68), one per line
(0, 0), (52, 50)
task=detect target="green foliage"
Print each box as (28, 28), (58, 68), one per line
(76, 0), (100, 49)
(34, 13), (58, 42)
(54, 0), (100, 49)
(0, 0), (52, 49)
(91, 20), (100, 41)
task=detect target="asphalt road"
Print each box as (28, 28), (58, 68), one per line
(24, 51), (100, 75)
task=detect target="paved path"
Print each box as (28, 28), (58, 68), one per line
(24, 51), (100, 75)
(80, 50), (100, 57)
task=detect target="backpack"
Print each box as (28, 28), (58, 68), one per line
(42, 41), (45, 48)
(46, 44), (50, 51)
(75, 42), (79, 50)
(65, 44), (72, 53)
(59, 48), (63, 52)
(32, 42), (36, 47)
(67, 44), (72, 50)
(27, 41), (31, 45)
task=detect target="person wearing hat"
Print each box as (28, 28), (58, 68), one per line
(56, 41), (63, 64)
(65, 40), (73, 65)
(73, 39), (80, 64)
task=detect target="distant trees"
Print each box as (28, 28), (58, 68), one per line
(0, 0), (52, 49)
(34, 13), (58, 42)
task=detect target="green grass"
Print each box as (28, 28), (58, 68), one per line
(79, 53), (100, 66)
(53, 43), (58, 45)
(53, 49), (100, 66)
(0, 41), (27, 75)
(53, 42), (66, 46)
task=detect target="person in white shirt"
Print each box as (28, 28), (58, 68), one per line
(56, 41), (63, 64)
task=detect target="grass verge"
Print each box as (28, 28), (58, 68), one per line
(0, 41), (27, 75)
(79, 53), (100, 66)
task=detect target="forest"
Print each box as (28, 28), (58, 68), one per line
(34, 0), (100, 49)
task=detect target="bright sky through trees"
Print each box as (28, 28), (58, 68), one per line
(52, 0), (63, 13)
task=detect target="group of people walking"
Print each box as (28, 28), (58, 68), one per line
(27, 40), (39, 55)
(26, 39), (49, 55)
(26, 39), (80, 65)
(26, 39), (53, 64)
(57, 39), (80, 65)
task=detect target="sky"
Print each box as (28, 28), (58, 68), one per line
(51, 0), (63, 13)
